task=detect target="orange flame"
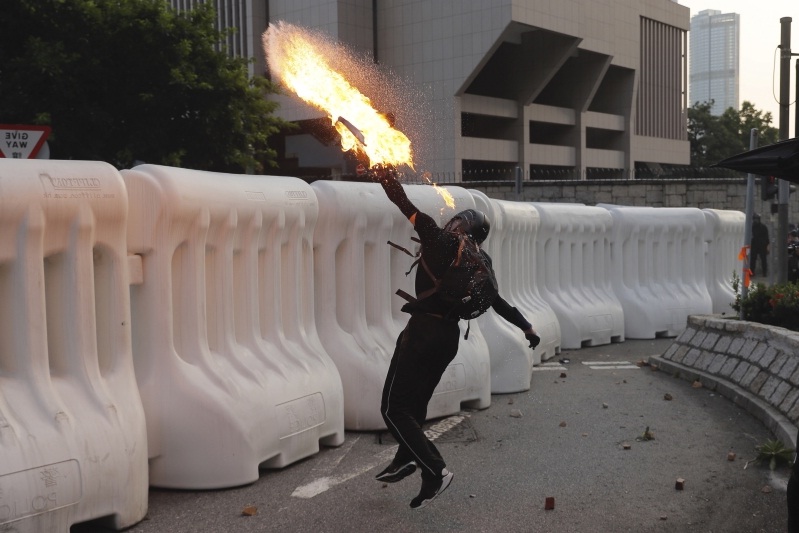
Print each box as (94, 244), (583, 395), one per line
(264, 22), (413, 169)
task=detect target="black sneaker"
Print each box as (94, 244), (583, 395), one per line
(375, 460), (417, 483)
(409, 469), (454, 509)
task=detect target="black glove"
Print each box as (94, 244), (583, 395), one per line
(525, 332), (541, 349)
(366, 164), (395, 183)
(372, 166), (404, 196)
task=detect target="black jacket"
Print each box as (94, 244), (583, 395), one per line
(379, 174), (531, 330)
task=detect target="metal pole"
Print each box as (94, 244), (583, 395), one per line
(741, 129), (758, 316)
(776, 17), (792, 284)
(515, 166), (522, 200)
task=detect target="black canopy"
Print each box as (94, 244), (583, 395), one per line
(713, 137), (799, 182)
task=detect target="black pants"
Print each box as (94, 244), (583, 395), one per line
(751, 249), (768, 276)
(381, 313), (460, 481)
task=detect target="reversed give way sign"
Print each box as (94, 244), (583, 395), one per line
(0, 124), (51, 159)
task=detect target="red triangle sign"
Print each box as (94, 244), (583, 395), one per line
(0, 124), (51, 159)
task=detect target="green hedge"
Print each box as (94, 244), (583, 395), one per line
(733, 274), (799, 331)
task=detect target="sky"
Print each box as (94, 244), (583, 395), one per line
(678, 0), (797, 137)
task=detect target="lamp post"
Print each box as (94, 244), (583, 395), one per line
(777, 17), (793, 283)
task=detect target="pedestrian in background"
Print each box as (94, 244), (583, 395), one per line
(751, 213), (770, 277)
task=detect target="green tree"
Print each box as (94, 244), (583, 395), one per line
(687, 100), (779, 167)
(738, 100), (780, 149)
(0, 0), (288, 172)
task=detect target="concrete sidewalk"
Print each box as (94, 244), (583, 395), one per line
(77, 338), (789, 533)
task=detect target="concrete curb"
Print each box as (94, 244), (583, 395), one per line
(650, 354), (798, 448)
(649, 313), (799, 454)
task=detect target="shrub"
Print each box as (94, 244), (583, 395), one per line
(731, 272), (799, 331)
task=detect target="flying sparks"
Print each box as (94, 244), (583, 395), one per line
(422, 172), (456, 209)
(263, 21), (413, 169)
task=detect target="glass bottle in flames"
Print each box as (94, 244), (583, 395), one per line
(263, 21), (455, 208)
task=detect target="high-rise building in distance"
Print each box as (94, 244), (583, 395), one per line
(689, 9), (740, 115)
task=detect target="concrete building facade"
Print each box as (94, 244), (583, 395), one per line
(689, 9), (740, 115)
(171, 1), (691, 182)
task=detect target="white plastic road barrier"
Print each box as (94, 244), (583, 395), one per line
(469, 191), (561, 392)
(532, 203), (624, 350)
(0, 160), (148, 532)
(703, 209), (745, 314)
(312, 181), (490, 430)
(122, 164), (344, 489)
(602, 205), (713, 338)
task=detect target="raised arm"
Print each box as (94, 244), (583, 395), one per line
(371, 165), (419, 225)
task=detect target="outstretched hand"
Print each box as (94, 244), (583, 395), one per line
(366, 164), (397, 184)
(525, 332), (541, 350)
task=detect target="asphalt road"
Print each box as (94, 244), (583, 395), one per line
(76, 338), (789, 533)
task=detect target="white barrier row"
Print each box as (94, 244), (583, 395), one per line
(0, 158), (745, 529)
(533, 203), (625, 349)
(703, 209), (745, 314)
(0, 160), (148, 532)
(122, 165), (344, 489)
(602, 205), (714, 338)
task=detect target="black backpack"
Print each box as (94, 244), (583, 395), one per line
(390, 232), (499, 321)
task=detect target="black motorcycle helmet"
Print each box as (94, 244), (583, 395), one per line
(443, 209), (491, 244)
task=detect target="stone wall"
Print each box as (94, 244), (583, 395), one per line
(467, 178), (799, 220)
(651, 315), (799, 447)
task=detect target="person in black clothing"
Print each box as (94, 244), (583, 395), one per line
(371, 167), (540, 509)
(751, 213), (770, 277)
(788, 245), (799, 283)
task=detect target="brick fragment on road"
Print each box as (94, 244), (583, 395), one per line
(545, 497), (555, 510)
(242, 505), (258, 516)
(727, 451), (736, 461)
(675, 478), (685, 490)
(664, 393), (673, 401)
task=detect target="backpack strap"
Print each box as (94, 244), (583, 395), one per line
(387, 240), (417, 258)
(395, 288), (416, 303)
(389, 239), (426, 302)
(388, 237), (462, 320)
(388, 238), (424, 276)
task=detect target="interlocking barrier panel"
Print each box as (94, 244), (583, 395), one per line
(532, 203), (625, 349)
(0, 160), (148, 532)
(702, 209), (745, 315)
(601, 205), (713, 339)
(123, 164), (344, 489)
(469, 191), (561, 392)
(312, 181), (490, 430)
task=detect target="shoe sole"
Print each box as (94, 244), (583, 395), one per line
(375, 462), (416, 483)
(411, 471), (454, 510)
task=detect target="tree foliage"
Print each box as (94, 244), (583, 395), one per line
(687, 100), (779, 167)
(0, 0), (288, 172)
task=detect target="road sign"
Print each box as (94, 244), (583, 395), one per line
(0, 124), (51, 159)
